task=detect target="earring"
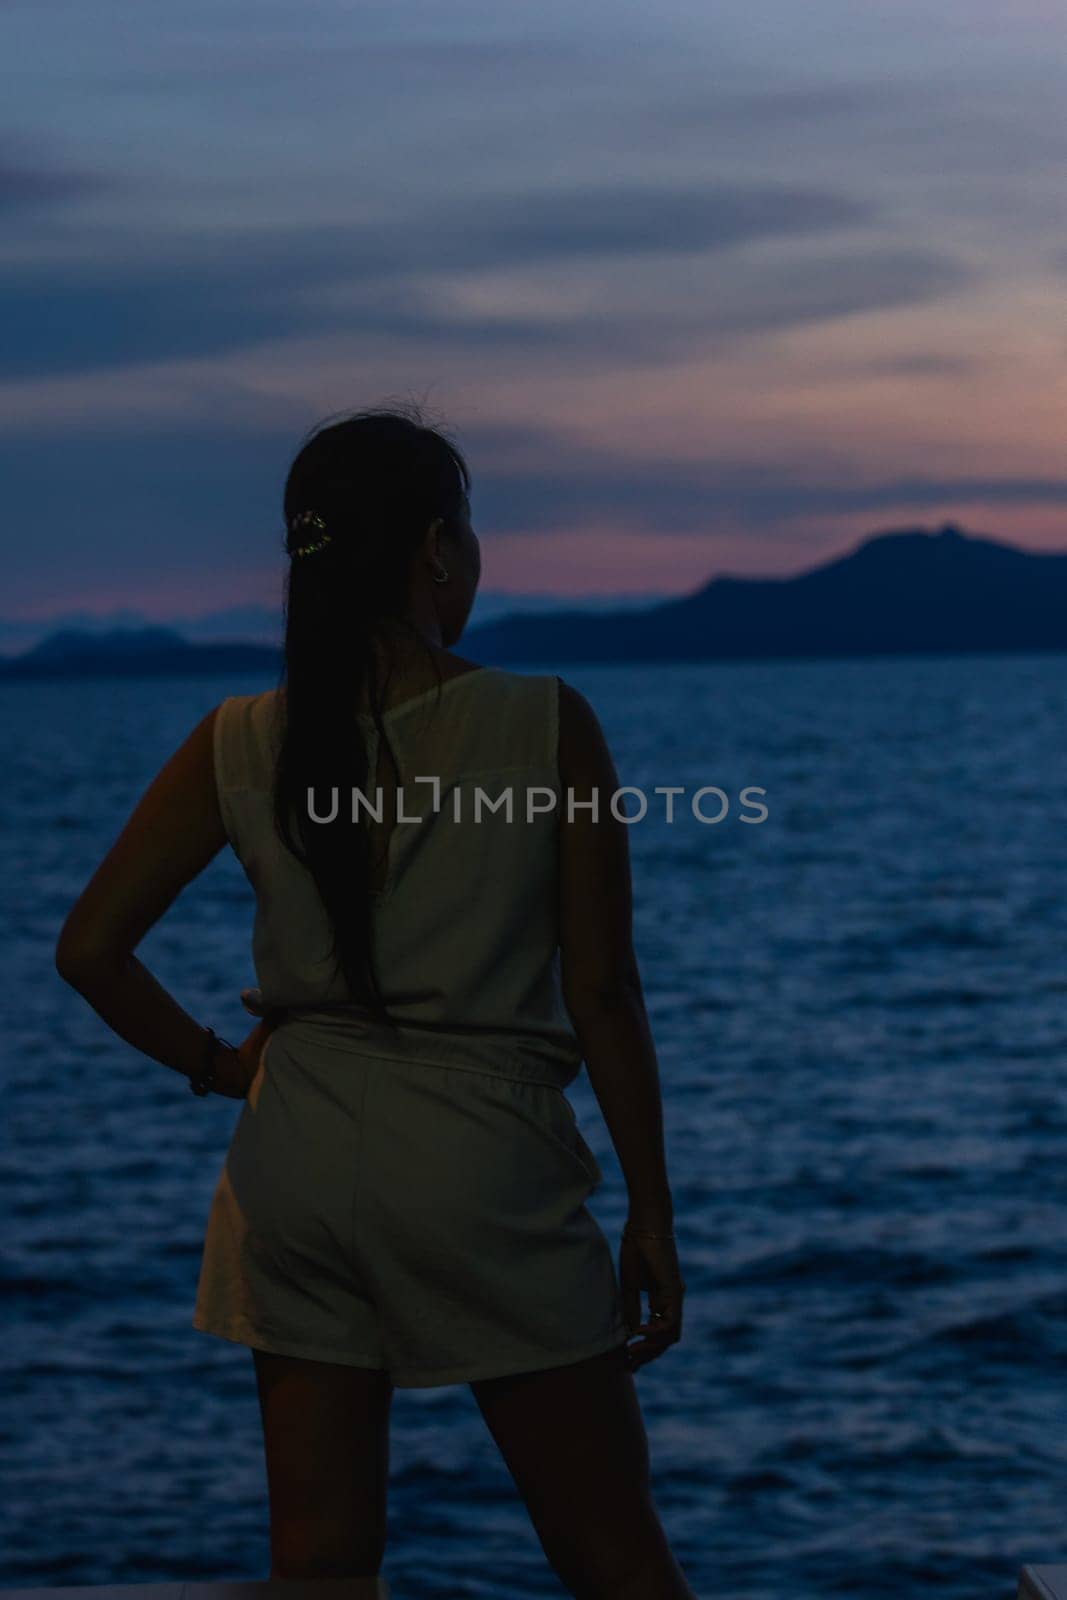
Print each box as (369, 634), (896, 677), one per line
(431, 563), (449, 584)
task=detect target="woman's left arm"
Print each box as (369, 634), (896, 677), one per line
(54, 703), (255, 1097)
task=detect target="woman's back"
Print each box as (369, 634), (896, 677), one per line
(213, 661), (584, 1087)
(196, 647), (630, 1391)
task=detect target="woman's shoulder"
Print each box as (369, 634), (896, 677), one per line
(218, 686), (281, 732)
(215, 685), (278, 710)
(411, 657), (559, 769)
(213, 689), (283, 778)
(467, 661), (558, 691)
(430, 649), (548, 686)
(554, 677), (614, 783)
(431, 653), (558, 704)
(465, 663), (564, 726)
(212, 688), (275, 737)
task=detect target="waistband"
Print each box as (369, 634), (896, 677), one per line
(272, 1006), (584, 1090)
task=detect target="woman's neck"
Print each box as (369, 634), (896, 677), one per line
(357, 619), (447, 710)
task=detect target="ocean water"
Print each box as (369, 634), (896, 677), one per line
(3, 653), (1067, 1600)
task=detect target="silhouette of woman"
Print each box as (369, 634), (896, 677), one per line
(55, 403), (695, 1600)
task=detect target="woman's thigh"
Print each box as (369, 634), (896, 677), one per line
(470, 1342), (686, 1597)
(252, 1348), (394, 1578)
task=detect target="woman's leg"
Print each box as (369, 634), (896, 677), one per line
(252, 1348), (394, 1586)
(470, 1342), (697, 1600)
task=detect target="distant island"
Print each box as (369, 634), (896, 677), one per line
(4, 523), (1067, 680)
(0, 624), (282, 681)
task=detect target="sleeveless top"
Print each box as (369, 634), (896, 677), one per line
(212, 665), (585, 1090)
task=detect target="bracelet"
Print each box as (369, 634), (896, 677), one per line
(189, 1026), (233, 1096)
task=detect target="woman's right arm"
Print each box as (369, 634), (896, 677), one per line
(555, 678), (674, 1233)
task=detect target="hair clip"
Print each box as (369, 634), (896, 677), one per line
(288, 510), (332, 558)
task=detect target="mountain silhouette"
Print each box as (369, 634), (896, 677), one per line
(0, 625), (278, 679)
(3, 523), (1066, 679)
(24, 625), (193, 662)
(463, 522), (1067, 663)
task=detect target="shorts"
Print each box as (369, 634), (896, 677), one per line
(191, 1019), (630, 1387)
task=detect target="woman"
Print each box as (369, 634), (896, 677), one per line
(55, 404), (694, 1600)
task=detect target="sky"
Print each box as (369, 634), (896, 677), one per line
(3, 0), (1066, 637)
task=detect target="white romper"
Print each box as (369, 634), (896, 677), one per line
(192, 665), (630, 1386)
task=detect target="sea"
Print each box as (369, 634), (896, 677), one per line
(3, 653), (1067, 1600)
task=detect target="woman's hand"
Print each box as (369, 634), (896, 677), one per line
(206, 1020), (270, 1099)
(619, 1229), (686, 1373)
(206, 990), (289, 1099)
(240, 987), (289, 1027)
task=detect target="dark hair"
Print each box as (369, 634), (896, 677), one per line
(271, 400), (471, 1023)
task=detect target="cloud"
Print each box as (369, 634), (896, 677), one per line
(0, 176), (961, 383)
(0, 253), (311, 379)
(840, 351), (979, 379)
(5, 409), (1067, 607)
(381, 416), (1067, 534)
(651, 78), (925, 133)
(717, 472), (1067, 527)
(0, 420), (297, 608)
(440, 180), (873, 264)
(0, 152), (106, 214)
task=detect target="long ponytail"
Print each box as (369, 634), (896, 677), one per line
(271, 401), (471, 1024)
